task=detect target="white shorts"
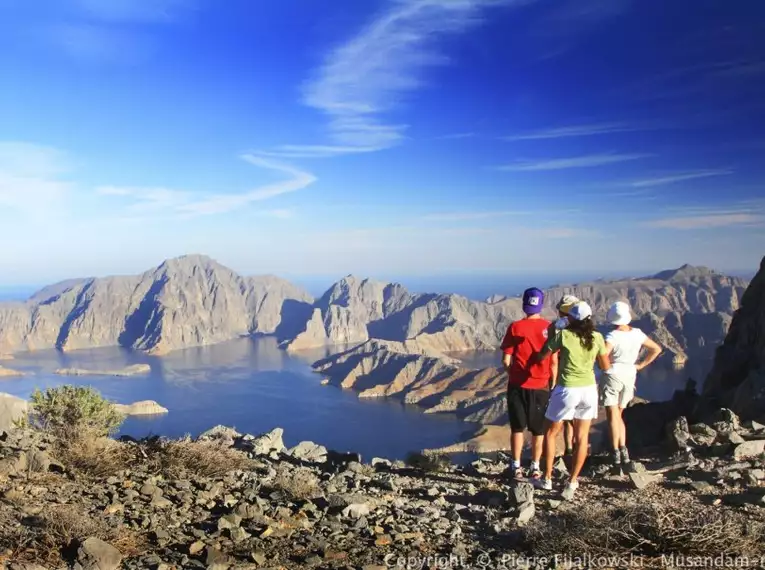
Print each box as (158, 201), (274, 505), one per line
(545, 384), (599, 422)
(600, 373), (636, 408)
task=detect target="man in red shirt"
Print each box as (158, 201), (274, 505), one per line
(501, 287), (558, 480)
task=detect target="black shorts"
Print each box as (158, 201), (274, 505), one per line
(507, 386), (550, 436)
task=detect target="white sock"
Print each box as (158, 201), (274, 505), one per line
(530, 461), (540, 471)
(512, 460), (521, 469)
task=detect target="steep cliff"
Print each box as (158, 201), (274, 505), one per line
(704, 256), (765, 420)
(0, 255), (313, 355)
(286, 264), (747, 363)
(313, 341), (506, 423)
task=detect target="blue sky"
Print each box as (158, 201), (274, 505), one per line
(0, 0), (763, 286)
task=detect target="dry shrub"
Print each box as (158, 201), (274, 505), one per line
(55, 430), (132, 479)
(272, 464), (322, 500)
(147, 437), (253, 478)
(27, 386), (124, 439)
(523, 500), (765, 564)
(0, 504), (143, 567)
(405, 451), (450, 473)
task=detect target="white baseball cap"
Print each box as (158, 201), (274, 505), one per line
(568, 301), (593, 321)
(607, 301), (632, 326)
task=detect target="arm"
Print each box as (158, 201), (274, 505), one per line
(550, 352), (559, 388)
(502, 352), (512, 372)
(597, 351), (612, 372)
(636, 337), (663, 371)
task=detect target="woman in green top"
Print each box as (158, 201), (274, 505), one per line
(532, 301), (611, 497)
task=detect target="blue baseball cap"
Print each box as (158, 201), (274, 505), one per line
(522, 287), (544, 315)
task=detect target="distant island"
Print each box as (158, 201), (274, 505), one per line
(54, 364), (151, 378)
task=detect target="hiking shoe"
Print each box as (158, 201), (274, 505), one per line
(561, 480), (579, 501)
(611, 450), (622, 466)
(513, 466), (526, 481)
(532, 477), (552, 490)
(620, 447), (631, 464)
(529, 468), (543, 480)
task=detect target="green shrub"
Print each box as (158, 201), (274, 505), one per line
(28, 385), (125, 438)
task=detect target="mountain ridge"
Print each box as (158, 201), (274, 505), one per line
(0, 256), (750, 360)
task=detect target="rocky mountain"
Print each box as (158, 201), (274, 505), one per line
(704, 256), (765, 420)
(286, 275), (526, 355)
(287, 265), (748, 365)
(0, 255), (313, 355)
(314, 340), (507, 425)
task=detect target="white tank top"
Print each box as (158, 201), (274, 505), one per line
(605, 327), (648, 383)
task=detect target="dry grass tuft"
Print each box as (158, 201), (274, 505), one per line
(0, 504), (144, 567)
(271, 464), (322, 501)
(146, 437), (253, 478)
(55, 431), (132, 479)
(523, 500), (765, 563)
(405, 451), (451, 473)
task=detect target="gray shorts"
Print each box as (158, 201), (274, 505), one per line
(600, 374), (635, 408)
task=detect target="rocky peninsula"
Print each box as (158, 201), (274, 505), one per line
(54, 364), (152, 378)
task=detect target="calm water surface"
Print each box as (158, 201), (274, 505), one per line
(3, 338), (471, 460)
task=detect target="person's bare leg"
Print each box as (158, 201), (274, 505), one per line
(511, 431), (524, 464)
(606, 406), (620, 451)
(564, 421), (574, 452)
(530, 434), (543, 465)
(571, 419), (593, 483)
(618, 408), (627, 448)
(543, 420), (563, 480)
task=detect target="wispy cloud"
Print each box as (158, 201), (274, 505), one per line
(422, 210), (525, 221)
(623, 169), (733, 188)
(503, 122), (646, 141)
(433, 132), (476, 140)
(498, 153), (649, 172)
(0, 142), (73, 218)
(99, 155), (316, 217)
(643, 201), (765, 230)
(644, 213), (764, 230)
(263, 0), (513, 158)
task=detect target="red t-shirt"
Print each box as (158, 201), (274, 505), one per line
(501, 317), (552, 389)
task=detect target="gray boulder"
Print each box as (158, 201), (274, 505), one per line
(244, 428), (285, 455)
(733, 439), (765, 459)
(287, 441), (327, 463)
(75, 538), (121, 570)
(666, 416), (691, 451)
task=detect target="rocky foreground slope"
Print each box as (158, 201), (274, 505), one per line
(2, 408), (765, 569)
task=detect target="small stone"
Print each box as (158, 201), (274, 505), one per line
(229, 527), (251, 543)
(250, 551), (267, 565)
(629, 472), (661, 490)
(189, 541), (205, 556)
(375, 535), (393, 546)
(217, 513), (242, 531)
(153, 529), (170, 543)
(748, 420), (765, 432)
(749, 469), (765, 481)
(690, 481), (714, 492)
(734, 440), (765, 459)
(547, 499), (562, 510)
(624, 461), (646, 474)
(140, 484), (161, 497)
(371, 458), (391, 469)
(103, 503), (124, 515)
(205, 546), (231, 570)
(76, 537), (122, 570)
(342, 503), (370, 519)
(426, 487), (440, 497)
(260, 527), (274, 538)
(511, 482), (534, 506)
(720, 432), (746, 445)
(150, 496), (173, 509)
(516, 502), (535, 525)
(304, 555), (322, 565)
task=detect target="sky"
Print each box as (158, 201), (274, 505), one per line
(0, 0), (764, 287)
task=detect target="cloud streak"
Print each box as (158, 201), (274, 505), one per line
(624, 169), (733, 188)
(644, 213), (764, 230)
(498, 153), (649, 172)
(503, 122), (648, 141)
(99, 155), (316, 217)
(264, 0), (512, 158)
